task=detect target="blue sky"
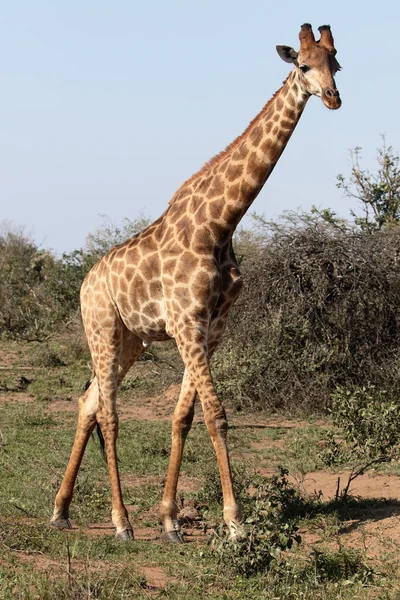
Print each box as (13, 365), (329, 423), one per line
(2, 1), (399, 253)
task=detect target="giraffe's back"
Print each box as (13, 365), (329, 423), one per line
(81, 229), (170, 343)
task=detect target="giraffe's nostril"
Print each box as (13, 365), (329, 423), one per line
(325, 88), (338, 98)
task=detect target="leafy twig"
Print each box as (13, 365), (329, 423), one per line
(339, 450), (398, 501)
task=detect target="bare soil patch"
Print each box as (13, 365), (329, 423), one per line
(0, 346), (22, 368)
(48, 396), (77, 412)
(302, 470), (400, 501)
(0, 391), (34, 407)
(251, 438), (286, 451)
(137, 565), (177, 588)
(119, 384), (207, 424)
(298, 470), (400, 559)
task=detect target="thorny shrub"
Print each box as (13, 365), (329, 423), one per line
(214, 216), (400, 413)
(0, 216), (150, 340)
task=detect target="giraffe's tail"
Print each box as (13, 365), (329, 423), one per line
(84, 376), (107, 462)
(96, 423), (107, 462)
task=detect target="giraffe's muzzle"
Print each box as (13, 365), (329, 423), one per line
(323, 87), (341, 110)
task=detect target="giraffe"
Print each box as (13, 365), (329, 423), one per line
(50, 23), (341, 543)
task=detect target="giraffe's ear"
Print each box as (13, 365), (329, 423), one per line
(276, 45), (298, 65)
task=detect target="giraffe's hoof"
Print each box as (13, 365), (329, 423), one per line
(116, 528), (134, 541)
(229, 523), (245, 541)
(162, 529), (185, 544)
(50, 518), (72, 530)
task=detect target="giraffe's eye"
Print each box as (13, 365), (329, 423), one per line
(299, 65), (310, 73)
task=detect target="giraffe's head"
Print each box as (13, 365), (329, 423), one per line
(276, 23), (341, 110)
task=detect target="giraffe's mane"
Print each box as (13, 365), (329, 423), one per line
(168, 79), (289, 205)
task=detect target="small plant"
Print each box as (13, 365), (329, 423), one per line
(318, 431), (351, 467)
(307, 547), (373, 585)
(74, 477), (110, 520)
(287, 429), (327, 474)
(135, 427), (170, 457)
(32, 345), (66, 368)
(137, 346), (159, 362)
(207, 469), (301, 576)
(331, 384), (400, 458)
(15, 408), (56, 428)
(63, 335), (90, 363)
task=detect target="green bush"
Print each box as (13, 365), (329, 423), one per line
(317, 431), (352, 467)
(214, 215), (400, 413)
(0, 223), (59, 339)
(331, 384), (400, 458)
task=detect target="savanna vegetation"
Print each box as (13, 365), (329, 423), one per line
(2, 141), (400, 598)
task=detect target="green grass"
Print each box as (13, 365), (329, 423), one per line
(2, 338), (400, 598)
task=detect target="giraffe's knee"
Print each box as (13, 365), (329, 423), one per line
(96, 408), (119, 439)
(172, 406), (194, 439)
(204, 409), (228, 439)
(97, 411), (118, 426)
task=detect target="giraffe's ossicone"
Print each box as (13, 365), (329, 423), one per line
(51, 23), (341, 543)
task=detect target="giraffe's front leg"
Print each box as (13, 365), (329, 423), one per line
(160, 369), (196, 543)
(96, 408), (134, 540)
(174, 327), (242, 539)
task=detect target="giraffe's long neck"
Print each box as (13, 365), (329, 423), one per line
(171, 70), (310, 239)
(219, 70), (310, 228)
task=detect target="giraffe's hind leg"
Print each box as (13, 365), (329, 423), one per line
(51, 378), (99, 529)
(51, 327), (144, 536)
(95, 329), (145, 540)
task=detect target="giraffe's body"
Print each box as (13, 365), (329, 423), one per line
(51, 24), (341, 542)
